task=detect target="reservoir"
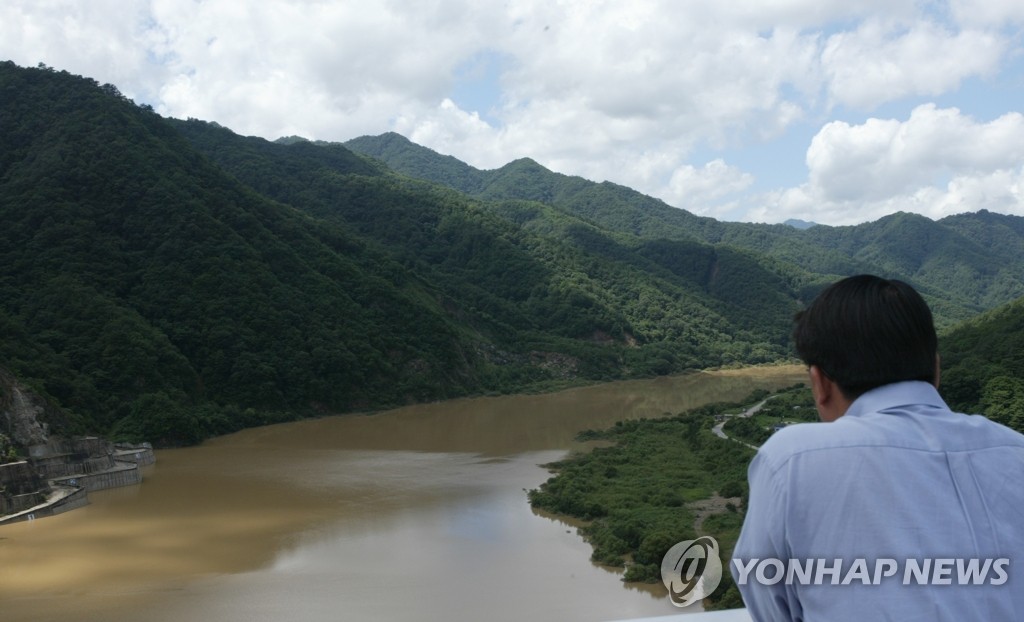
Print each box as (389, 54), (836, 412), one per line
(0, 366), (804, 622)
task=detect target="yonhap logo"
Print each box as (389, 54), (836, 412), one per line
(661, 536), (723, 607)
(731, 556), (1011, 586)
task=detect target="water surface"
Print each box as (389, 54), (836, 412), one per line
(0, 366), (805, 621)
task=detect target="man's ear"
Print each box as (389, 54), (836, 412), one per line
(809, 365), (847, 422)
(808, 365), (830, 410)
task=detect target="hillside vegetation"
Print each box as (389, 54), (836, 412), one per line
(941, 296), (1024, 429)
(346, 133), (1024, 327)
(528, 310), (1024, 609)
(1, 63), (482, 444)
(2, 61), (1023, 446)
(528, 385), (816, 610)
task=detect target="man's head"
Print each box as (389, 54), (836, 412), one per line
(794, 275), (938, 416)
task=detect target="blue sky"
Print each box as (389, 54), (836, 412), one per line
(2, 0), (1023, 226)
(450, 50), (510, 128)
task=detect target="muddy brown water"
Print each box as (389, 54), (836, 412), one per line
(0, 366), (805, 622)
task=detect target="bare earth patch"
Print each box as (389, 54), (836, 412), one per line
(690, 494), (742, 536)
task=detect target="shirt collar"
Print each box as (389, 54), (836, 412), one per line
(843, 381), (948, 419)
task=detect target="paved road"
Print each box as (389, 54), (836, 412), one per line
(711, 398), (771, 450)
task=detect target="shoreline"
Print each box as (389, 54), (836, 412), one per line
(0, 365), (806, 621)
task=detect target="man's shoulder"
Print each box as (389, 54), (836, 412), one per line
(754, 393), (1024, 470)
(755, 419), (848, 460)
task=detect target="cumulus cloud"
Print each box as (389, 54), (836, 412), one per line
(395, 98), (502, 166)
(666, 160), (755, 218)
(809, 105), (1024, 200)
(0, 0), (160, 99)
(495, 2), (822, 146)
(758, 167), (1024, 226)
(751, 106), (1024, 225)
(145, 0), (503, 140)
(0, 0), (1021, 226)
(949, 0), (1024, 26)
(386, 0), (828, 200)
(821, 19), (1005, 110)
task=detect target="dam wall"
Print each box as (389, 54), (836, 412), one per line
(1, 438), (154, 525)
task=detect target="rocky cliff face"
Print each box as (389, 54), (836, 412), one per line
(0, 368), (147, 523)
(0, 368), (63, 448)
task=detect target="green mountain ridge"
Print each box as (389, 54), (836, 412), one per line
(344, 133), (1024, 325)
(177, 118), (801, 364)
(2, 60), (1023, 447)
(940, 295), (1024, 427)
(1, 62), (490, 444)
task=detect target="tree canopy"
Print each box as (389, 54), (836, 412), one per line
(2, 60), (1023, 446)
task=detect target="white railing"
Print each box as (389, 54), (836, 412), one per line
(608, 608), (751, 622)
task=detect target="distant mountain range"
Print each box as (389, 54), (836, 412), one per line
(344, 132), (1024, 317)
(2, 60), (1023, 445)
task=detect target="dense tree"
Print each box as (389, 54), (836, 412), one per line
(2, 60), (1023, 447)
(940, 295), (1024, 433)
(346, 134), (1024, 329)
(981, 376), (1024, 431)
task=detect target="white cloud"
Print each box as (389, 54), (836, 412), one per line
(750, 106), (1024, 225)
(145, 0), (833, 186)
(918, 167), (1024, 217)
(821, 18), (1005, 110)
(496, 2), (822, 143)
(144, 0), (504, 140)
(623, 0), (919, 32)
(0, 0), (1021, 226)
(395, 98), (500, 166)
(948, 0), (1024, 27)
(0, 0), (160, 100)
(761, 166), (1024, 226)
(387, 1), (827, 200)
(666, 160), (755, 218)
(808, 104), (1024, 201)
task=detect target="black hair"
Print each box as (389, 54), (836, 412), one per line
(793, 275), (938, 400)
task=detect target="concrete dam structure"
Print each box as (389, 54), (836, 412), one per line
(0, 437), (154, 525)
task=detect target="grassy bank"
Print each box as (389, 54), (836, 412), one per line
(528, 384), (813, 610)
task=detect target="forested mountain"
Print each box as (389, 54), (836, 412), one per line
(0, 62), (487, 444)
(345, 133), (1024, 326)
(2, 60), (1022, 447)
(941, 295), (1024, 428)
(175, 118), (802, 365)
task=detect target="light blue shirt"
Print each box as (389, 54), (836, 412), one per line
(733, 381), (1024, 621)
